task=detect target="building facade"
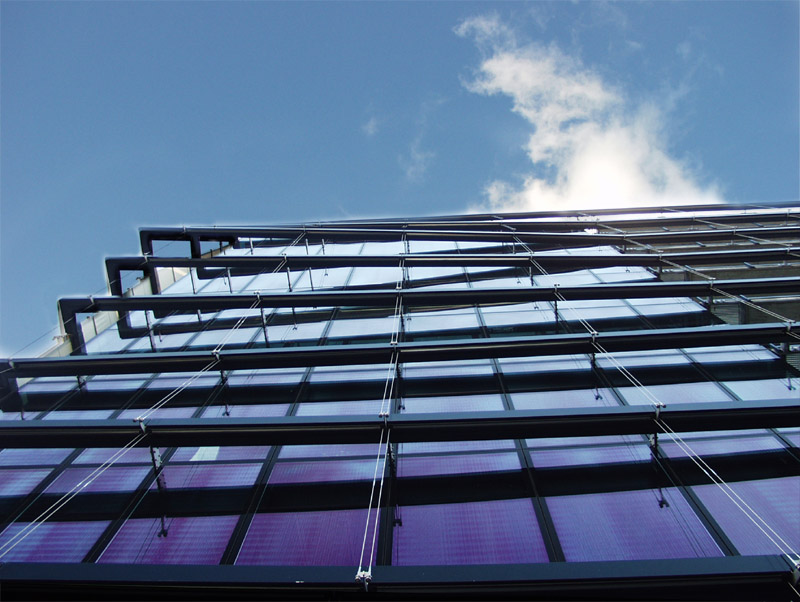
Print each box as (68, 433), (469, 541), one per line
(1, 204), (799, 599)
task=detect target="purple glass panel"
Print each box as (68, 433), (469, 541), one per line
(43, 409), (114, 420)
(662, 436), (783, 459)
(279, 444), (377, 459)
(118, 407), (197, 420)
(393, 499), (548, 565)
(402, 394), (504, 414)
(99, 515), (238, 565)
(399, 453), (520, 478)
(45, 466), (151, 493)
(0, 521), (109, 563)
(295, 400), (382, 416)
(400, 440), (515, 454)
(147, 373), (219, 389)
(0, 448), (73, 466)
(547, 488), (722, 561)
(237, 508), (379, 566)
(269, 459), (377, 484)
(73, 447), (153, 464)
(171, 446), (271, 462)
(692, 477), (800, 556)
(0, 469), (52, 497)
(511, 388), (616, 410)
(202, 404), (289, 418)
(532, 444), (650, 468)
(155, 464), (261, 489)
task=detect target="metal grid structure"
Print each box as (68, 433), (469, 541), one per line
(1, 203), (799, 600)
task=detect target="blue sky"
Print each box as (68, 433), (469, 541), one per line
(1, 1), (798, 356)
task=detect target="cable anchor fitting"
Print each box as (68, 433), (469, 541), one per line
(355, 571), (372, 591)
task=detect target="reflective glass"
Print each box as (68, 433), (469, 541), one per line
(548, 488), (722, 561)
(393, 499), (548, 565)
(237, 508), (378, 566)
(692, 477), (799, 556)
(99, 515), (239, 564)
(0, 521), (110, 563)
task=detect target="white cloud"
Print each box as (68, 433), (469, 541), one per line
(362, 116), (379, 137)
(457, 15), (721, 212)
(399, 137), (435, 183)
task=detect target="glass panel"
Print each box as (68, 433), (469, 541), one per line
(118, 407), (197, 420)
(42, 410), (115, 420)
(237, 508), (378, 566)
(402, 359), (494, 379)
(269, 459), (376, 484)
(0, 469), (52, 497)
(692, 477), (800, 556)
(398, 453), (520, 477)
(171, 446), (271, 462)
(498, 354), (590, 374)
(616, 382), (731, 406)
(45, 466), (151, 493)
(403, 394), (505, 414)
(722, 378), (799, 401)
(405, 308), (478, 333)
(202, 404), (289, 418)
(511, 388), (616, 410)
(393, 499), (548, 565)
(548, 488), (722, 561)
(0, 448), (73, 466)
(400, 440), (516, 454)
(279, 444), (377, 459)
(73, 448), (153, 465)
(295, 400), (383, 417)
(0, 521), (110, 562)
(99, 515), (239, 565)
(228, 368), (306, 386)
(156, 464), (261, 489)
(310, 364), (391, 383)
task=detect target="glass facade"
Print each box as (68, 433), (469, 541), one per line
(1, 204), (799, 598)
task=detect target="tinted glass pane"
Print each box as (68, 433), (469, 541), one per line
(45, 466), (151, 493)
(99, 515), (238, 564)
(0, 469), (52, 497)
(692, 477), (800, 556)
(402, 394), (504, 414)
(237, 508), (378, 566)
(0, 521), (109, 563)
(171, 446), (271, 462)
(398, 453), (520, 477)
(393, 499), (548, 565)
(548, 488), (722, 561)
(0, 448), (73, 466)
(269, 459), (377, 484)
(157, 464), (261, 489)
(511, 388), (615, 410)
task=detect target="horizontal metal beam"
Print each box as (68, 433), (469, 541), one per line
(106, 247), (800, 297)
(61, 276), (800, 314)
(0, 399), (796, 448)
(138, 223), (800, 255)
(3, 323), (795, 378)
(2, 555), (794, 600)
(59, 276), (800, 352)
